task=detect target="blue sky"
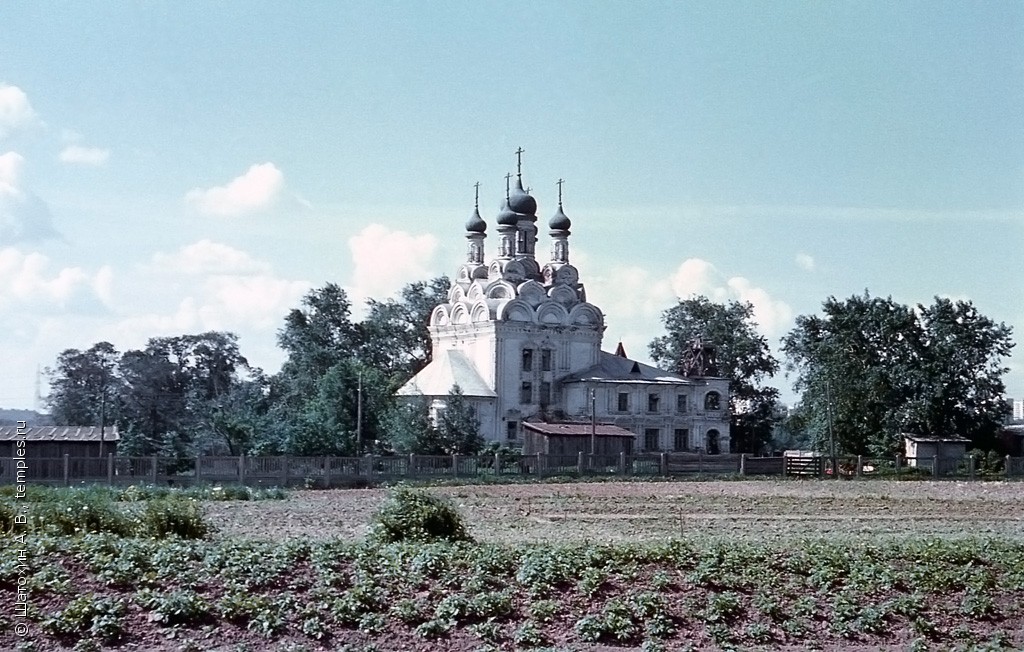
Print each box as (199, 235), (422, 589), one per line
(0, 1), (1021, 409)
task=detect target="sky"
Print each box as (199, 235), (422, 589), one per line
(0, 1), (1021, 410)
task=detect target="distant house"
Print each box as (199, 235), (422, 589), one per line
(0, 425), (120, 458)
(903, 434), (970, 474)
(522, 422), (635, 457)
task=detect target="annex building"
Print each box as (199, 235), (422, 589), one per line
(398, 154), (731, 454)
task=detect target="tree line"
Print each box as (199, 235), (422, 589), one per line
(46, 278), (1015, 461)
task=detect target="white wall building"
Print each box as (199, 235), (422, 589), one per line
(398, 156), (731, 453)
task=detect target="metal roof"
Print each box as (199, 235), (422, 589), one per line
(523, 422), (636, 438)
(560, 351), (697, 385)
(902, 433), (971, 443)
(0, 425), (120, 442)
(396, 349), (496, 398)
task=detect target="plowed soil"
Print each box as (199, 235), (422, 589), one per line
(204, 478), (1024, 543)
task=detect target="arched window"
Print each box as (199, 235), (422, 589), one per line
(706, 429), (720, 455)
(522, 348), (533, 372)
(704, 391), (721, 411)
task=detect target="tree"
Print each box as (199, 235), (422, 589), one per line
(436, 385), (484, 455)
(782, 292), (1014, 456)
(360, 276), (450, 383)
(649, 297), (781, 453)
(381, 398), (440, 454)
(46, 342), (122, 429)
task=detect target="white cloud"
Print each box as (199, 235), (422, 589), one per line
(669, 257), (794, 337)
(185, 162), (284, 217)
(0, 151), (58, 242)
(0, 84), (39, 140)
(348, 224), (439, 304)
(151, 239), (271, 275)
(795, 253), (815, 271)
(0, 247), (101, 309)
(58, 145), (110, 166)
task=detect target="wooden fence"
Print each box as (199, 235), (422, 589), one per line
(1, 452), (1021, 488)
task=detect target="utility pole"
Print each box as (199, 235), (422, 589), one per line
(826, 376), (836, 478)
(356, 370), (363, 454)
(590, 387), (597, 458)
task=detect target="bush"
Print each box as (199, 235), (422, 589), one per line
(368, 487), (472, 544)
(138, 496), (210, 539)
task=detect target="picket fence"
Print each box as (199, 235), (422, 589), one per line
(2, 452), (1022, 488)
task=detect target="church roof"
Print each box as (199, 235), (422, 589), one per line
(523, 422), (636, 438)
(560, 351), (694, 385)
(396, 349), (496, 398)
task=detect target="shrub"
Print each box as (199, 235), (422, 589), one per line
(138, 496), (210, 539)
(368, 487), (472, 544)
(41, 594), (126, 643)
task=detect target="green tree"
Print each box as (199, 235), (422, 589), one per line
(381, 397), (440, 454)
(360, 276), (450, 382)
(436, 384), (484, 455)
(45, 342), (122, 429)
(649, 297), (781, 453)
(782, 292), (1014, 456)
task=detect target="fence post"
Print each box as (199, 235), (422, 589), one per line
(968, 454), (975, 479)
(239, 454), (246, 485)
(932, 454), (939, 478)
(739, 453), (747, 476)
(452, 454), (459, 478)
(895, 455), (901, 477)
(63, 453), (70, 486)
(577, 451), (585, 475)
(107, 453), (114, 486)
(856, 455), (863, 478)
(619, 451), (626, 475)
(536, 452), (543, 478)
(151, 455), (158, 484)
(280, 455), (289, 486)
(324, 456), (332, 488)
(1006, 455), (1012, 478)
(494, 451), (501, 476)
(409, 453), (416, 477)
(660, 452), (668, 476)
(698, 450), (704, 474)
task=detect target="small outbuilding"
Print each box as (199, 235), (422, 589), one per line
(903, 434), (970, 474)
(0, 425), (120, 459)
(522, 422), (635, 457)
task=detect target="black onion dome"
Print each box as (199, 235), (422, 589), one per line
(496, 199), (519, 226)
(549, 205), (571, 231)
(466, 207), (486, 233)
(508, 177), (537, 215)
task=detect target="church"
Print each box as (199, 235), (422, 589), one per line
(397, 153), (731, 454)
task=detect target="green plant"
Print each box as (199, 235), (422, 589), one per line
(136, 588), (211, 626)
(139, 496), (210, 539)
(41, 594), (126, 643)
(368, 487), (472, 544)
(513, 621), (547, 647)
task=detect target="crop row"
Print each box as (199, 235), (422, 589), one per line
(2, 534), (1024, 651)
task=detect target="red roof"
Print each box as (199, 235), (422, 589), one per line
(523, 422), (636, 438)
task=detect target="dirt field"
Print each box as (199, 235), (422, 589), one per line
(203, 478), (1024, 543)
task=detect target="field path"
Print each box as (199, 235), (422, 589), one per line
(204, 479), (1024, 543)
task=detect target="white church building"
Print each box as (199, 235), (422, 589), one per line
(398, 155), (731, 454)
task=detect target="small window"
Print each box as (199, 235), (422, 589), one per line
(520, 382), (533, 404)
(674, 428), (689, 451)
(644, 428), (660, 451)
(707, 429), (720, 454)
(617, 392), (629, 412)
(704, 391), (721, 411)
(507, 421), (518, 441)
(540, 381), (551, 405)
(676, 394), (688, 413)
(522, 349), (533, 372)
(541, 349), (553, 371)
(647, 393), (660, 413)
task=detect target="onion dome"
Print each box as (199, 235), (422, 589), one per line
(496, 199), (519, 226)
(549, 205), (571, 231)
(466, 207), (486, 233)
(508, 177), (537, 215)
